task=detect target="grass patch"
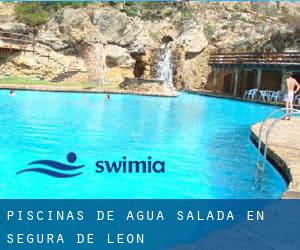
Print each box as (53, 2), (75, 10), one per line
(0, 76), (121, 90)
(0, 76), (54, 85)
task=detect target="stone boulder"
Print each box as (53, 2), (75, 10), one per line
(37, 29), (69, 51)
(119, 77), (177, 96)
(121, 20), (157, 50)
(0, 3), (16, 23)
(0, 22), (29, 33)
(176, 20), (208, 55)
(105, 45), (134, 68)
(58, 8), (100, 44)
(12, 56), (39, 69)
(92, 7), (129, 43)
(269, 26), (300, 52)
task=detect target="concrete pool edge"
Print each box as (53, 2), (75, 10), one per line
(0, 84), (178, 98)
(251, 120), (300, 199)
(185, 90), (285, 107)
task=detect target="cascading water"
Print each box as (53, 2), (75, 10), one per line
(157, 45), (175, 91)
(81, 43), (106, 85)
(94, 43), (106, 85)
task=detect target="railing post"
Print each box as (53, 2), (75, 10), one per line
(256, 68), (262, 90)
(280, 68), (286, 91)
(212, 67), (217, 93)
(9, 32), (12, 52)
(233, 67), (239, 96)
(32, 36), (35, 54)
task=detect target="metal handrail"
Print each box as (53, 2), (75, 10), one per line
(0, 31), (34, 53)
(0, 30), (32, 38)
(0, 36), (32, 44)
(256, 108), (300, 171)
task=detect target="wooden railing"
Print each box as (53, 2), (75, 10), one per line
(0, 30), (35, 52)
(209, 52), (300, 65)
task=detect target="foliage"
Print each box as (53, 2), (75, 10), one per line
(180, 7), (193, 20)
(123, 2), (176, 20)
(204, 23), (215, 41)
(281, 6), (289, 14)
(15, 3), (50, 27)
(279, 14), (300, 26)
(15, 2), (88, 27)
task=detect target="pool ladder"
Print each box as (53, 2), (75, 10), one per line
(255, 108), (300, 184)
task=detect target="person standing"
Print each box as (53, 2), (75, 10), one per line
(284, 72), (300, 120)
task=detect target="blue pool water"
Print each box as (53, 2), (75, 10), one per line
(0, 90), (286, 198)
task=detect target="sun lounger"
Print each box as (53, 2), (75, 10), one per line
(243, 88), (258, 100)
(270, 91), (282, 103)
(295, 95), (300, 105)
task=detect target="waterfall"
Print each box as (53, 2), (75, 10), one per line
(81, 43), (105, 85)
(157, 46), (175, 91)
(94, 43), (106, 85)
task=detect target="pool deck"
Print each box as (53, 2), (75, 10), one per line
(251, 118), (300, 199)
(187, 90), (286, 107)
(0, 84), (178, 97)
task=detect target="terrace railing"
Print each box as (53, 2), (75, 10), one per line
(0, 30), (35, 52)
(209, 52), (300, 65)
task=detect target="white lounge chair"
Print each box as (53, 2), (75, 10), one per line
(243, 88), (258, 99)
(270, 91), (282, 103)
(295, 95), (300, 105)
(259, 90), (269, 101)
(243, 90), (250, 98)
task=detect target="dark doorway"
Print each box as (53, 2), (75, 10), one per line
(247, 71), (256, 90)
(261, 70), (281, 90)
(292, 72), (300, 83)
(223, 73), (232, 94)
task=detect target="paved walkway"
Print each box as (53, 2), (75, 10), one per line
(251, 118), (300, 198)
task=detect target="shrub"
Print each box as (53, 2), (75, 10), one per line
(180, 8), (193, 19)
(279, 14), (300, 26)
(204, 23), (215, 40)
(15, 3), (50, 27)
(15, 2), (88, 27)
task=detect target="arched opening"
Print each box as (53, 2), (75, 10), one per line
(131, 51), (147, 79)
(161, 35), (174, 44)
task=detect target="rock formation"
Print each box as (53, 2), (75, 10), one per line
(0, 2), (299, 90)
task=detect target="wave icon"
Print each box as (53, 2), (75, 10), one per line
(16, 152), (85, 178)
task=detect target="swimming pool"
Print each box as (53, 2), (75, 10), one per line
(0, 90), (286, 198)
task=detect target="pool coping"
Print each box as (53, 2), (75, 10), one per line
(0, 84), (178, 98)
(185, 90), (286, 107)
(250, 121), (300, 199)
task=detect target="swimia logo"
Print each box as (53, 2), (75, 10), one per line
(16, 153), (85, 178)
(16, 153), (165, 178)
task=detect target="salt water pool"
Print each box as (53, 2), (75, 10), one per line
(0, 90), (286, 198)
